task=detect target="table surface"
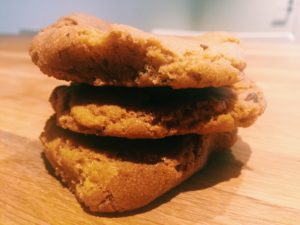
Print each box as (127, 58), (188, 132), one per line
(0, 36), (299, 225)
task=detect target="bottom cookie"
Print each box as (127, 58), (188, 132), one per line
(40, 116), (237, 213)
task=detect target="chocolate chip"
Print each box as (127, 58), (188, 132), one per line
(63, 18), (78, 26)
(245, 92), (258, 103)
(200, 44), (208, 50)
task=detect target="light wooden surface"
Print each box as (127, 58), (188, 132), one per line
(0, 36), (300, 225)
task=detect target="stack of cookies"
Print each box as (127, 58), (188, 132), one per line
(30, 13), (266, 213)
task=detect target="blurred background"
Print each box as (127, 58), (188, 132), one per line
(0, 0), (299, 42)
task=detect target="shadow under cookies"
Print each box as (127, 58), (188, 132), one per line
(180, 136), (251, 191)
(41, 136), (252, 218)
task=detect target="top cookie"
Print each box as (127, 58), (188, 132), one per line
(30, 13), (246, 89)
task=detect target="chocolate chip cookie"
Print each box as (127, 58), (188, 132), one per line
(41, 116), (237, 212)
(50, 78), (265, 139)
(30, 13), (246, 89)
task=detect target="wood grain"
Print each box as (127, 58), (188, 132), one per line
(0, 36), (300, 225)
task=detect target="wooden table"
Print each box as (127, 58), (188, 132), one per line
(0, 36), (299, 225)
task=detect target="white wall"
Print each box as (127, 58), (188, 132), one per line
(0, 0), (192, 34)
(0, 0), (299, 41)
(190, 0), (297, 32)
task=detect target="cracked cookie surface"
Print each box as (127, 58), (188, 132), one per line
(40, 116), (237, 212)
(50, 78), (265, 139)
(30, 13), (246, 89)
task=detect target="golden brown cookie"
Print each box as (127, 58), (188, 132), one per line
(50, 78), (265, 139)
(41, 116), (237, 212)
(30, 13), (246, 89)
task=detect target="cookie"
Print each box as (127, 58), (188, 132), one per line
(50, 78), (265, 139)
(30, 13), (246, 89)
(41, 116), (237, 212)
